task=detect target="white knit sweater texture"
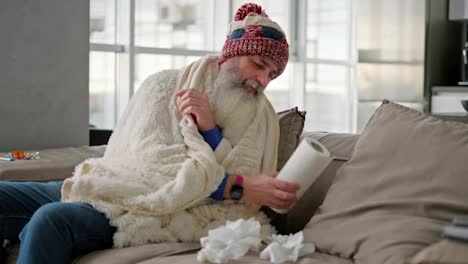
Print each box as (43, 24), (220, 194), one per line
(61, 55), (279, 247)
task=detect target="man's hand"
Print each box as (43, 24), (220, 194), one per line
(176, 88), (216, 131)
(243, 172), (300, 209)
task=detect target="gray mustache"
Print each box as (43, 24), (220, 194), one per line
(243, 80), (265, 93)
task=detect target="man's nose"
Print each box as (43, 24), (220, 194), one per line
(257, 71), (270, 88)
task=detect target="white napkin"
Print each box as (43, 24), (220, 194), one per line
(260, 232), (315, 263)
(197, 218), (261, 263)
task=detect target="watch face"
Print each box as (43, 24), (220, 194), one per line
(230, 185), (243, 200)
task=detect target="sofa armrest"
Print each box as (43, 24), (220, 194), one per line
(0, 145), (105, 182)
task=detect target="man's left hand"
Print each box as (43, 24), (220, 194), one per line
(241, 172), (300, 209)
(176, 88), (216, 131)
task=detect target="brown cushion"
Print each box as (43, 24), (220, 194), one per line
(409, 239), (468, 264)
(304, 101), (468, 264)
(277, 107), (306, 170)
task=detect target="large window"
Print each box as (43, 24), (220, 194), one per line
(305, 0), (355, 132)
(90, 0), (117, 129)
(356, 0), (425, 131)
(90, 0), (356, 132)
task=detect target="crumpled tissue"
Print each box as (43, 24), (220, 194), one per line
(197, 218), (261, 263)
(259, 232), (315, 263)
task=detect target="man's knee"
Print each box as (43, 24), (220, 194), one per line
(20, 202), (75, 239)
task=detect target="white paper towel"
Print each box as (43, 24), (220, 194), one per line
(260, 232), (315, 263)
(272, 137), (333, 213)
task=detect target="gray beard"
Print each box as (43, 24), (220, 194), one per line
(213, 78), (256, 126)
(211, 60), (259, 144)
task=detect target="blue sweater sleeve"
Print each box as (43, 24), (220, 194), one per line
(200, 126), (223, 150)
(200, 127), (228, 201)
(209, 173), (228, 200)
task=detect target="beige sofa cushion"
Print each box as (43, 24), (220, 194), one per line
(5, 241), (202, 264)
(137, 251), (354, 264)
(304, 101), (468, 264)
(72, 242), (200, 264)
(409, 239), (468, 264)
(4, 243), (198, 264)
(0, 145), (105, 182)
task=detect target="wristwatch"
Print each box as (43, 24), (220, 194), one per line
(229, 175), (244, 201)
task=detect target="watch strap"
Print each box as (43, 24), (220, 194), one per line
(234, 175), (243, 186)
(230, 175), (244, 201)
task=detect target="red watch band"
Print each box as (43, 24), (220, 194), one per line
(234, 175), (243, 186)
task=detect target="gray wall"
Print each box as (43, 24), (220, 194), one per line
(0, 0), (89, 151)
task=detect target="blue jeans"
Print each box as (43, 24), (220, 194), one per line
(0, 181), (116, 264)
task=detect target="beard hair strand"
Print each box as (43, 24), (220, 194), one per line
(212, 58), (258, 129)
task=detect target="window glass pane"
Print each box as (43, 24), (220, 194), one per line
(357, 63), (424, 101)
(307, 0), (352, 60)
(357, 0), (425, 62)
(356, 0), (425, 133)
(264, 65), (291, 112)
(89, 52), (116, 129)
(135, 0), (218, 50)
(134, 54), (201, 90)
(305, 64), (351, 132)
(356, 0), (425, 100)
(90, 0), (116, 44)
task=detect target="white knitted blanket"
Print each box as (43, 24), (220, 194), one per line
(61, 56), (279, 247)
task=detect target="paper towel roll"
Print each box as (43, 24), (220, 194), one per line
(272, 138), (333, 213)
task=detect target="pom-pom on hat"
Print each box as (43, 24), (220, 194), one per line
(219, 3), (289, 77)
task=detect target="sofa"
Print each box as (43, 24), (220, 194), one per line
(1, 101), (468, 264)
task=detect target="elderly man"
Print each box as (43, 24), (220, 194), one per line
(0, 3), (299, 264)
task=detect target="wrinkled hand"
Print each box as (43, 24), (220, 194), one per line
(243, 172), (300, 209)
(176, 88), (216, 131)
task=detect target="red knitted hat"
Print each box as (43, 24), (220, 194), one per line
(219, 3), (289, 77)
